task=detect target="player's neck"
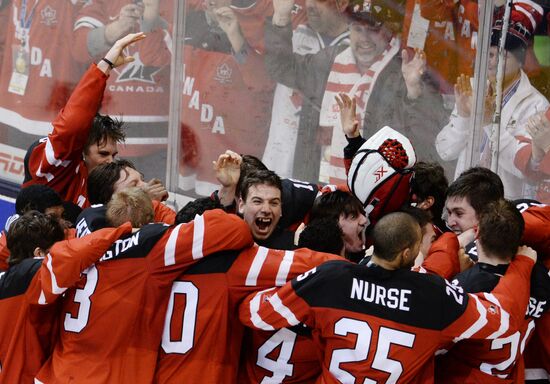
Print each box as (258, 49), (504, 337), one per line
(370, 254), (400, 270)
(476, 242), (511, 266)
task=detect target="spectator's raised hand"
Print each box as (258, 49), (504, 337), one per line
(105, 3), (144, 43)
(272, 0), (295, 25)
(98, 32), (146, 74)
(401, 48), (426, 99)
(526, 109), (550, 161)
(335, 93), (360, 138)
(455, 74), (473, 118)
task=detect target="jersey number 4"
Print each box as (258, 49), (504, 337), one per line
(330, 318), (415, 383)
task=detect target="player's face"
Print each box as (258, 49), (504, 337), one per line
(419, 223), (436, 258)
(113, 167), (147, 193)
(84, 138), (118, 172)
(239, 184), (282, 240)
(350, 22), (391, 68)
(44, 205), (70, 229)
(445, 196), (478, 234)
(339, 211), (367, 253)
(306, 0), (341, 35)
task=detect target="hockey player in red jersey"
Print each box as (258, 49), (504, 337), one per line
(240, 212), (536, 383)
(22, 32), (145, 208)
(0, 212), (132, 383)
(153, 200), (345, 383)
(35, 196), (253, 383)
(435, 199), (550, 383)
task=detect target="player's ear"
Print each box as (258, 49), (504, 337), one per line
(417, 196), (434, 210)
(238, 197), (245, 215)
(33, 247), (47, 258)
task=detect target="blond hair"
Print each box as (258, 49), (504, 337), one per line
(106, 187), (154, 228)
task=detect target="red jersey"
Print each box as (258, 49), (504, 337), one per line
(72, 0), (171, 122)
(0, 0), (81, 134)
(23, 64), (108, 208)
(0, 224), (132, 384)
(36, 210), (253, 384)
(240, 256), (534, 383)
(419, 0), (478, 77)
(154, 245), (343, 383)
(435, 261), (550, 383)
(402, 0), (459, 93)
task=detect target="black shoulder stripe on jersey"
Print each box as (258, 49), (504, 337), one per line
(279, 179), (319, 229)
(292, 261), (469, 331)
(0, 258), (42, 299)
(184, 250), (241, 275)
(454, 264), (503, 293)
(99, 223), (170, 262)
(75, 205), (108, 238)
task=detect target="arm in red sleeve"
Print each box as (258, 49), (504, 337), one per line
(422, 232), (461, 280)
(153, 201), (176, 225)
(26, 64), (108, 176)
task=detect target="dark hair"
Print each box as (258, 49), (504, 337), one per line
(310, 190), (365, 222)
(236, 155), (269, 198)
(15, 185), (63, 215)
(411, 162), (448, 221)
(446, 167), (504, 214)
(372, 212), (421, 262)
(176, 197), (223, 224)
(62, 201), (83, 228)
(400, 206), (432, 232)
(87, 159), (137, 205)
(298, 218), (344, 255)
(6, 211), (65, 266)
(240, 170), (282, 202)
(478, 199), (524, 260)
(84, 113), (126, 152)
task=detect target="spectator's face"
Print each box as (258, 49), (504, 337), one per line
(238, 184), (282, 240)
(338, 211), (367, 253)
(306, 0), (342, 36)
(488, 46), (521, 82)
(445, 196), (478, 234)
(349, 22), (390, 68)
(84, 138), (118, 172)
(113, 167), (147, 193)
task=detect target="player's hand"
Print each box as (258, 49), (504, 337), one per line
(457, 228), (475, 248)
(455, 74), (473, 118)
(335, 93), (360, 138)
(213, 150), (242, 188)
(458, 248), (475, 272)
(101, 32), (146, 72)
(142, 178), (169, 202)
(272, 0), (294, 25)
(401, 48), (425, 99)
(517, 245), (537, 263)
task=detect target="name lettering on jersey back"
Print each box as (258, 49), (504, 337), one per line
(99, 232), (140, 262)
(350, 278), (411, 311)
(527, 297), (547, 318)
(182, 66), (226, 135)
(75, 218), (91, 238)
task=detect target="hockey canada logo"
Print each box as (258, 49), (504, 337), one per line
(214, 63), (232, 84)
(40, 6), (57, 26)
(115, 52), (160, 84)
